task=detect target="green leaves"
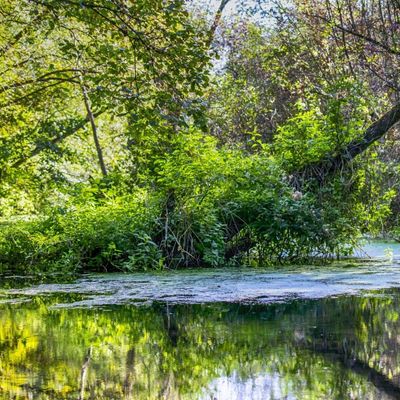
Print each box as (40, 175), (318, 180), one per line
(274, 77), (379, 172)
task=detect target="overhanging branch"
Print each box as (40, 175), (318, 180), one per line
(297, 102), (400, 183)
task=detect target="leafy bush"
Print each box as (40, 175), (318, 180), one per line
(0, 191), (163, 273)
(0, 129), (390, 273)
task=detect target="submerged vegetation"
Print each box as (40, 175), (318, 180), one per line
(1, 0), (400, 273)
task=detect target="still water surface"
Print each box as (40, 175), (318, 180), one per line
(1, 242), (400, 399)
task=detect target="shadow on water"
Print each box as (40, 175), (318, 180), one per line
(1, 288), (400, 399)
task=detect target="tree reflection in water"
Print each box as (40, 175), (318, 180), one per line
(0, 289), (400, 399)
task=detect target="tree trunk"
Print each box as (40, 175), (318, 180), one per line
(80, 78), (108, 176)
(296, 101), (400, 184)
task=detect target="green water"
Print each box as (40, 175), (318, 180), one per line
(1, 286), (400, 399)
(2, 243), (400, 400)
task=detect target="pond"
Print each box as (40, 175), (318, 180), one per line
(1, 242), (400, 399)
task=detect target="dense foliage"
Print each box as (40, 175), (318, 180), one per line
(1, 0), (399, 273)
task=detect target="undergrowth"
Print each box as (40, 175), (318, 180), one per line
(0, 132), (369, 274)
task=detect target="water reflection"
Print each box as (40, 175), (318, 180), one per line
(1, 290), (400, 399)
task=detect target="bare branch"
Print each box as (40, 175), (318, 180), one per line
(207, 0), (231, 46)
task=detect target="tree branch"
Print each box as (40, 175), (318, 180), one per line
(10, 109), (106, 170)
(207, 0), (231, 46)
(298, 102), (400, 182)
(304, 11), (400, 56)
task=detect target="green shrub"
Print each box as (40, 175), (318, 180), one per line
(0, 130), (387, 273)
(0, 192), (163, 273)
